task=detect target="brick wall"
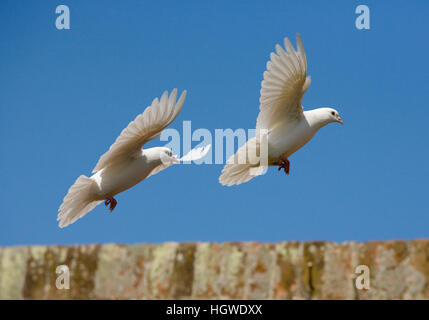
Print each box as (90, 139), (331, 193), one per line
(0, 240), (428, 299)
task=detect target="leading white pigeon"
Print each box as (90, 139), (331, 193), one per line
(219, 34), (343, 186)
(58, 89), (210, 228)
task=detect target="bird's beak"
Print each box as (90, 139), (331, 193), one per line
(337, 117), (343, 125)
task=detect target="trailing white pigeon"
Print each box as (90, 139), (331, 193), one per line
(219, 34), (342, 186)
(58, 89), (210, 228)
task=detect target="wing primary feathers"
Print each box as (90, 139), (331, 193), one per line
(256, 34), (310, 131)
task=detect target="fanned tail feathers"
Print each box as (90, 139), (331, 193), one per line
(219, 137), (266, 186)
(57, 175), (102, 228)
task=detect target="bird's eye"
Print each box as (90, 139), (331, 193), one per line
(331, 111), (335, 116)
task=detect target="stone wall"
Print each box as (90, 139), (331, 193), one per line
(0, 240), (428, 299)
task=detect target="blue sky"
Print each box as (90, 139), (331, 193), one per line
(1, 1), (428, 246)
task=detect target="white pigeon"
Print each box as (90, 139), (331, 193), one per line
(219, 34), (342, 186)
(58, 89), (210, 228)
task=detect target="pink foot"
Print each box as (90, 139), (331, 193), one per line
(277, 156), (290, 175)
(104, 194), (117, 212)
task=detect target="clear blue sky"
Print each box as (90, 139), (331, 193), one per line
(1, 1), (428, 246)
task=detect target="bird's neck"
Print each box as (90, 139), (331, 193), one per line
(304, 109), (332, 131)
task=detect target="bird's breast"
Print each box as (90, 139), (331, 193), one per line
(92, 155), (160, 197)
(267, 119), (316, 162)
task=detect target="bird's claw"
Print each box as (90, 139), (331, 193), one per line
(104, 195), (117, 212)
(277, 157), (290, 175)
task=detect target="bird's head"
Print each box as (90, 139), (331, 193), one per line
(320, 108), (343, 125)
(158, 147), (178, 164)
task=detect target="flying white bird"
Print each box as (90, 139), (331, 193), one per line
(58, 89), (210, 228)
(219, 34), (342, 186)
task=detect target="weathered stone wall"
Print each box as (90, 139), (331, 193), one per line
(0, 240), (428, 299)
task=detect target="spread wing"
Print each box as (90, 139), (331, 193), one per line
(92, 89), (187, 173)
(256, 34), (311, 131)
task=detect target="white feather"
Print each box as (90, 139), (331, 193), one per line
(57, 175), (102, 228)
(178, 144), (211, 162)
